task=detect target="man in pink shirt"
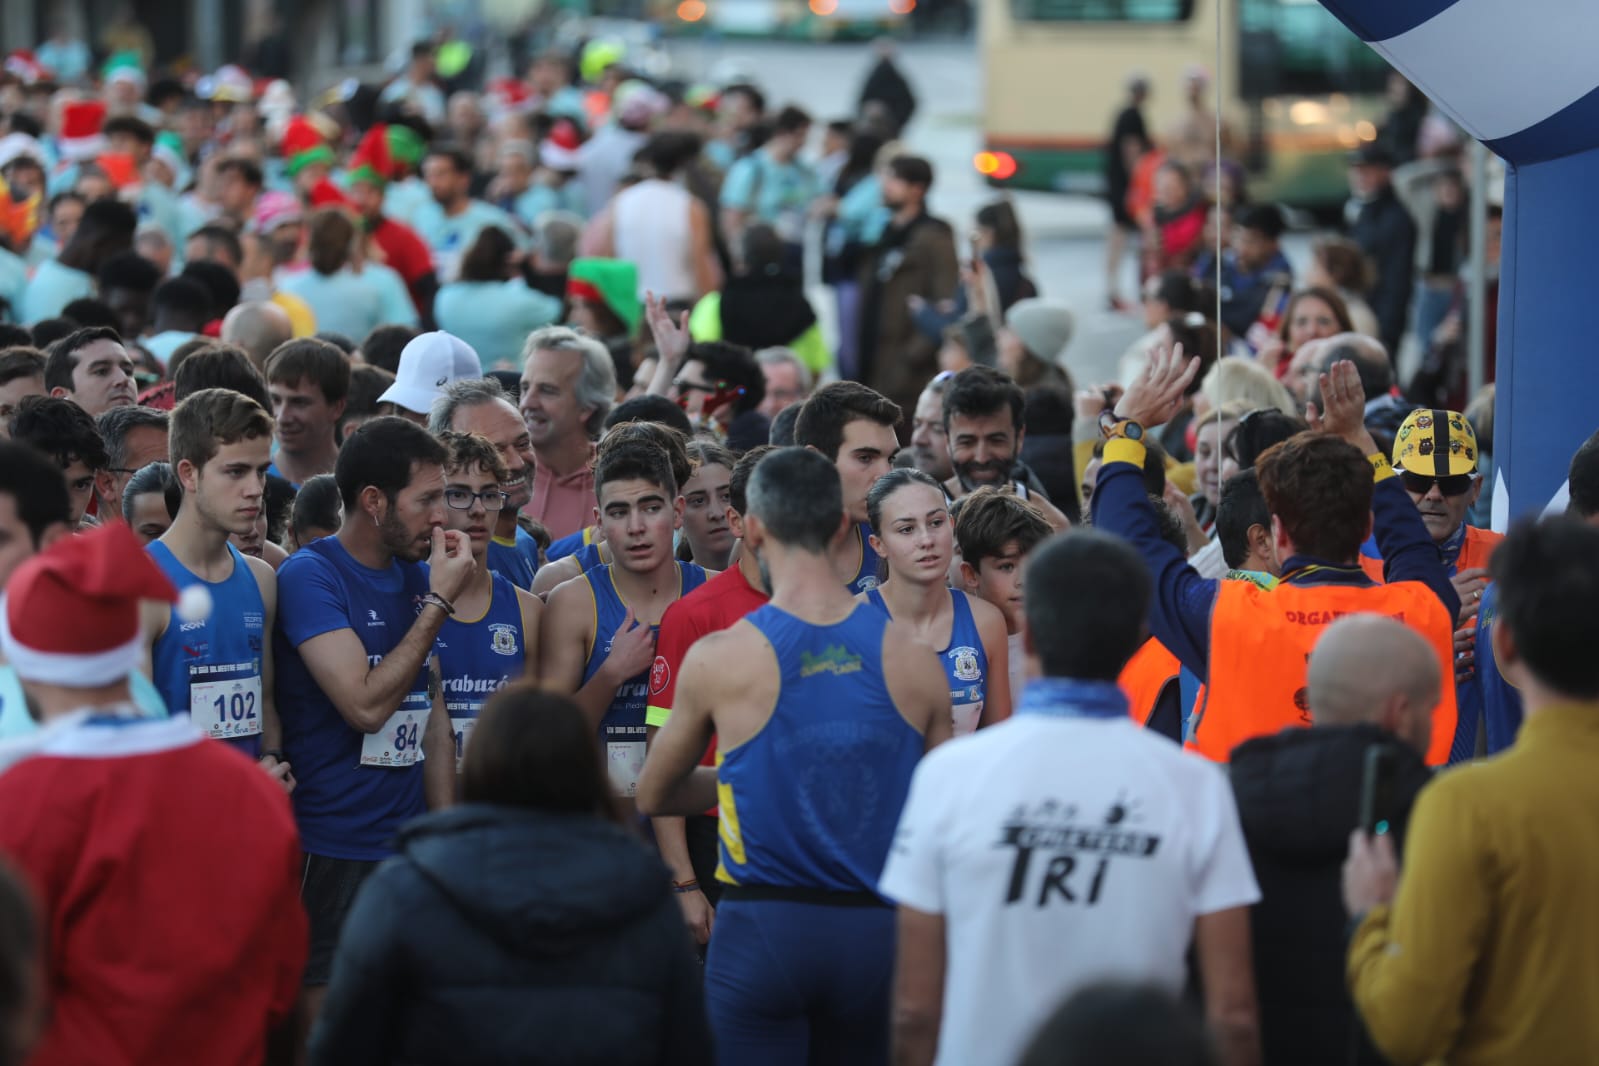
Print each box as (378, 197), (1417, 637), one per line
(518, 326), (615, 540)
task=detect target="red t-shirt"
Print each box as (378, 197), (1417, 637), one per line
(372, 216), (435, 311)
(646, 563), (769, 811)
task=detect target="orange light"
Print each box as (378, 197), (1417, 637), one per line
(975, 151), (1016, 180)
(889, 0), (916, 11)
(809, 0), (838, 14)
(677, 0), (707, 19)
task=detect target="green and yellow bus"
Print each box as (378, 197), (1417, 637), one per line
(977, 0), (1391, 206)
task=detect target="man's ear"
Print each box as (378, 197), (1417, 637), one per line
(93, 469), (119, 510)
(49, 386), (71, 400)
(958, 558), (980, 593)
(727, 508), (745, 540)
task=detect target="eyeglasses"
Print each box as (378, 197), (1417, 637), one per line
(445, 488), (510, 511)
(1399, 471), (1476, 497)
(671, 378), (722, 395)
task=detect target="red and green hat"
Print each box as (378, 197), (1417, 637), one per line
(347, 123), (426, 188)
(281, 114), (336, 177)
(567, 258), (641, 336)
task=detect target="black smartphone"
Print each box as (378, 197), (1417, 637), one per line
(1359, 743), (1401, 836)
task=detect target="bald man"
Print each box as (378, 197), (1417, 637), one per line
(1227, 614), (1437, 1066)
(221, 302), (293, 374)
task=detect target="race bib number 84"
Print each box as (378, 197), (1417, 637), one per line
(361, 692), (430, 768)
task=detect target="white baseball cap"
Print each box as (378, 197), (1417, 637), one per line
(379, 331), (483, 416)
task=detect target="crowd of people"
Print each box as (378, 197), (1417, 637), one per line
(0, 23), (1595, 1066)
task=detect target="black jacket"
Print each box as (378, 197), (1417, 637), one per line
(1347, 186), (1418, 356)
(309, 805), (711, 1066)
(1229, 725), (1431, 1066)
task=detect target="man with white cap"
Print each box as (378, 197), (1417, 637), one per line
(379, 330), (483, 426)
(0, 522), (307, 1063)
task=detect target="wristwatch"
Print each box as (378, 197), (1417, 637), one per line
(1098, 409), (1145, 441)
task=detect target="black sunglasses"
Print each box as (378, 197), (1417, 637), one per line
(1400, 470), (1475, 497)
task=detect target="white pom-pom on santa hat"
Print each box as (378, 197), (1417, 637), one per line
(176, 584), (213, 624)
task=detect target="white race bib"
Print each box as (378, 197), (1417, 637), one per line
(189, 664), (263, 740)
(952, 700), (983, 737)
(361, 693), (429, 767)
(607, 741), (647, 797)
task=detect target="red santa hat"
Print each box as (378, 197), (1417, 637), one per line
(58, 100), (108, 163)
(0, 524), (208, 688)
(541, 119), (583, 171)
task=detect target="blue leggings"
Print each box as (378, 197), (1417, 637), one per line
(705, 897), (896, 1066)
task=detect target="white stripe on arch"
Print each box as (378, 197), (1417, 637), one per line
(1372, 0), (1599, 141)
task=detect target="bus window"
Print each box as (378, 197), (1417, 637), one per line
(1237, 0), (1388, 98)
(1009, 0), (1194, 22)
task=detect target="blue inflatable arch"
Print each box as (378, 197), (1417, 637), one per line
(1317, 0), (1599, 526)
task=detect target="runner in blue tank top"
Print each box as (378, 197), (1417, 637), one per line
(791, 381), (902, 595)
(542, 437), (707, 800)
(142, 388), (289, 776)
(640, 448), (951, 1065)
(861, 469), (1013, 733)
(433, 432), (541, 766)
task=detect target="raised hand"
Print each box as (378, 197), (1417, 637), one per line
(1306, 360), (1379, 455)
(645, 291), (691, 373)
(1113, 341), (1200, 429)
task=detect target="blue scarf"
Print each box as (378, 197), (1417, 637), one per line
(1016, 678), (1129, 721)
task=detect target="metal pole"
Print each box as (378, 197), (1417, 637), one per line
(1467, 139), (1488, 402)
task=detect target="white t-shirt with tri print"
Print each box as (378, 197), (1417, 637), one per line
(879, 713), (1260, 1066)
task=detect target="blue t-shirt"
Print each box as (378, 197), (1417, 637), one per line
(279, 268), (388, 341)
(434, 279), (562, 370)
(16, 258), (93, 325)
(720, 151), (819, 244)
(149, 542), (267, 758)
(866, 587), (988, 735)
(545, 527), (592, 563)
(718, 602), (923, 892)
(486, 525), (541, 591)
(412, 199), (528, 283)
(275, 537), (433, 861)
(142, 330), (203, 368)
(437, 572), (527, 766)
(579, 561), (706, 795)
(360, 261), (421, 328)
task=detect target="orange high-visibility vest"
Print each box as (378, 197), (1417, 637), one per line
(1191, 578), (1458, 765)
(1120, 638), (1180, 726)
(1360, 525), (1504, 583)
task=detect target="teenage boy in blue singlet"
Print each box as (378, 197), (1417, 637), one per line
(639, 447), (951, 1065)
(272, 416), (474, 1031)
(541, 437), (707, 800)
(433, 431), (541, 765)
(794, 381), (902, 593)
(144, 388), (290, 785)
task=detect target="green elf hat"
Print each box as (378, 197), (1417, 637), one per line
(347, 123), (427, 188)
(567, 258), (642, 336)
(281, 114), (336, 177)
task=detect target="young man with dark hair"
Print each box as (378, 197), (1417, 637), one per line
(638, 446), (950, 1064)
(358, 324), (420, 376)
(1215, 469), (1278, 583)
(416, 145), (523, 283)
(431, 431), (540, 767)
(273, 415), (472, 1036)
(264, 338), (351, 487)
(95, 251), (163, 342)
(672, 340), (767, 447)
(0, 440), (71, 592)
(1196, 201), (1293, 344)
(9, 395), (106, 528)
(0, 348), (46, 438)
(184, 223), (244, 273)
(145, 389), (288, 780)
(142, 276), (213, 367)
(93, 404), (168, 525)
(646, 445), (777, 947)
(1094, 348), (1460, 765)
(794, 380), (902, 593)
(857, 154), (958, 420)
(339, 364), (398, 443)
(215, 156), (264, 227)
(881, 529), (1262, 1066)
(940, 365), (1069, 529)
(43, 327), (137, 416)
(954, 485), (1054, 707)
(541, 438), (706, 803)
(1344, 516), (1599, 1066)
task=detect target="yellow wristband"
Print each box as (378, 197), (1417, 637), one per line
(1369, 453), (1395, 483)
(1103, 436), (1149, 468)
